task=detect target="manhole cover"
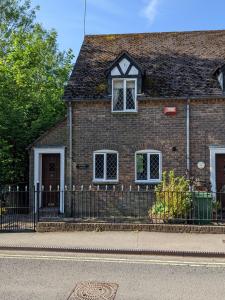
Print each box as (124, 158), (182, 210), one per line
(67, 281), (118, 300)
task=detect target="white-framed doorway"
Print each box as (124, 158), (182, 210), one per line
(34, 147), (65, 213)
(209, 146), (225, 193)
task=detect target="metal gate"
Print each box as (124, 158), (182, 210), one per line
(0, 186), (35, 232)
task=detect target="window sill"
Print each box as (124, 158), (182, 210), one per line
(135, 180), (161, 185)
(93, 180), (119, 185)
(111, 110), (138, 114)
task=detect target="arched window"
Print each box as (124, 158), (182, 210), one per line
(93, 150), (119, 182)
(135, 150), (162, 183)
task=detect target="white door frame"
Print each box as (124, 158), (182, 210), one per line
(209, 146), (225, 193)
(34, 147), (65, 213)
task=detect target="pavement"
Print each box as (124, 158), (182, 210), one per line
(1, 231), (225, 255)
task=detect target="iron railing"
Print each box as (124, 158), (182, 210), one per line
(1, 184), (225, 226)
(35, 186), (225, 224)
(0, 186), (35, 232)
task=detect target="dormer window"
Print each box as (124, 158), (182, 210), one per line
(106, 52), (143, 113)
(214, 64), (225, 93)
(112, 79), (137, 112)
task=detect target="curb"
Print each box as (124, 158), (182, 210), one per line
(0, 245), (225, 258)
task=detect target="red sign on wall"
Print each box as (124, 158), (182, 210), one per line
(163, 107), (177, 116)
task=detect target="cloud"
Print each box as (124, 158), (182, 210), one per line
(143, 0), (160, 24)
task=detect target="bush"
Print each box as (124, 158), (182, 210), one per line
(149, 170), (191, 221)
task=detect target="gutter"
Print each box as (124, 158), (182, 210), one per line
(65, 94), (225, 103)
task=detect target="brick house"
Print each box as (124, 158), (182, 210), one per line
(29, 30), (225, 214)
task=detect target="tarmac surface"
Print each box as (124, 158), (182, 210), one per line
(1, 250), (225, 300)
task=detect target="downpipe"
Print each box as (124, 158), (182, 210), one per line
(67, 101), (73, 216)
(186, 99), (190, 181)
(68, 101), (73, 189)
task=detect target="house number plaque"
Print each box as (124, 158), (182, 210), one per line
(197, 161), (205, 169)
(76, 164), (89, 170)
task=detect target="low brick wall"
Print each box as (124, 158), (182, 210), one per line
(36, 222), (225, 234)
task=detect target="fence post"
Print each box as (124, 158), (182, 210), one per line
(36, 182), (40, 222)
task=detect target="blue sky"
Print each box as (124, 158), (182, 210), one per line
(31, 0), (225, 59)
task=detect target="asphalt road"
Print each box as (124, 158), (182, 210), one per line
(1, 251), (225, 300)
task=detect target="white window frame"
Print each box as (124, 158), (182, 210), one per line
(112, 78), (137, 112)
(135, 150), (162, 183)
(93, 150), (119, 183)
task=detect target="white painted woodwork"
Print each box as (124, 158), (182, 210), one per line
(119, 58), (130, 74)
(209, 146), (225, 193)
(34, 147), (65, 213)
(111, 66), (121, 76)
(129, 65), (139, 75)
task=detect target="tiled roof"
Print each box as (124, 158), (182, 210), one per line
(64, 30), (225, 100)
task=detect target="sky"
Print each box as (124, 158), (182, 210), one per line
(31, 0), (225, 60)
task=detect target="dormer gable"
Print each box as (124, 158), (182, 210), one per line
(106, 52), (143, 96)
(106, 51), (143, 78)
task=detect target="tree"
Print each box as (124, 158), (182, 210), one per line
(0, 0), (74, 184)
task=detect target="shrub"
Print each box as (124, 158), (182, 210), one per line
(149, 170), (191, 221)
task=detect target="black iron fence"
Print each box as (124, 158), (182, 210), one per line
(36, 186), (225, 225)
(0, 186), (35, 232)
(1, 184), (225, 227)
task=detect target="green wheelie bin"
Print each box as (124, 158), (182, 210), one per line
(192, 192), (213, 224)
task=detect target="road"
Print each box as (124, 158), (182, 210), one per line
(1, 251), (225, 300)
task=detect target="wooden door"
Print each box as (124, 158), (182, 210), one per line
(42, 154), (60, 208)
(216, 154), (225, 209)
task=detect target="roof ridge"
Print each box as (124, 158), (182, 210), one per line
(85, 29), (225, 39)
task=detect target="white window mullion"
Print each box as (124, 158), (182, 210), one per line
(104, 153), (107, 180)
(135, 78), (137, 111)
(94, 153), (96, 180)
(147, 153), (150, 181)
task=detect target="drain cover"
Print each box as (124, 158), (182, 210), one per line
(67, 281), (118, 300)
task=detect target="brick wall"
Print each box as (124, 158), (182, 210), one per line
(30, 98), (225, 189)
(72, 99), (187, 186)
(190, 99), (225, 186)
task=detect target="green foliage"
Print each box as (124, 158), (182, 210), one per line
(150, 170), (191, 220)
(0, 0), (74, 184)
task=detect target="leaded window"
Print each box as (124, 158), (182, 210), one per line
(112, 79), (136, 112)
(136, 151), (161, 183)
(94, 151), (118, 182)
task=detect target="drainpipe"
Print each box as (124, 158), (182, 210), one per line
(186, 98), (190, 180)
(68, 101), (73, 189)
(66, 101), (72, 216)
